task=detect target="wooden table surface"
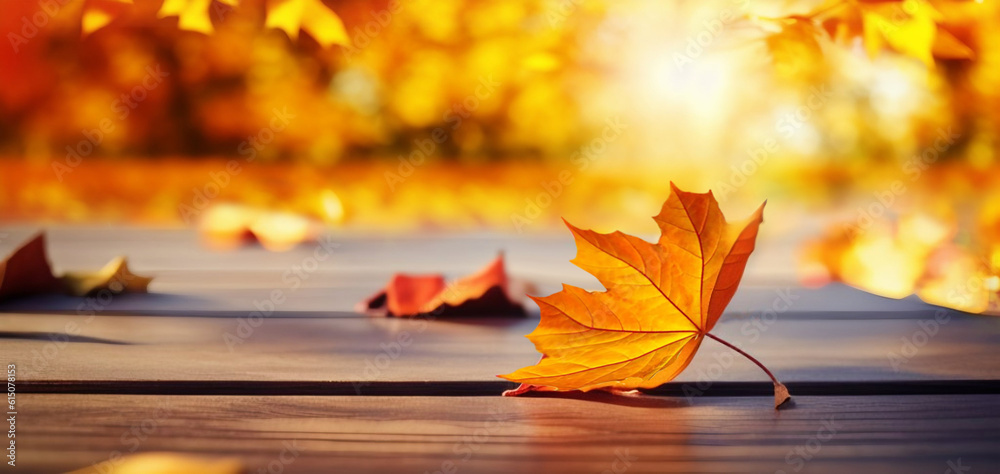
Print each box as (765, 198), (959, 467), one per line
(1, 226), (998, 473)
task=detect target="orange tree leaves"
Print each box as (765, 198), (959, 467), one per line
(500, 184), (790, 407)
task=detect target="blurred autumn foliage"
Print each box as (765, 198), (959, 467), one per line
(1, 0), (1000, 310)
(1, 0), (992, 166)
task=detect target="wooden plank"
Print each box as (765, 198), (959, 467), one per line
(0, 285), (937, 318)
(0, 226), (934, 316)
(14, 394), (1000, 473)
(2, 314), (998, 383)
(3, 226), (811, 284)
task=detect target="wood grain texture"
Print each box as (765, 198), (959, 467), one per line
(14, 394), (1000, 474)
(0, 226), (935, 316)
(2, 314), (998, 383)
(0, 314), (1000, 382)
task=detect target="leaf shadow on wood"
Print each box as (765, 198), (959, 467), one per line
(511, 389), (693, 409)
(0, 292), (216, 316)
(0, 331), (133, 345)
(429, 315), (533, 329)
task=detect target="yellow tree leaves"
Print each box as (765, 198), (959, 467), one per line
(500, 185), (790, 407)
(155, 0), (348, 46)
(81, 0), (348, 47)
(79, 0), (976, 63)
(824, 0), (973, 66)
(765, 0), (976, 68)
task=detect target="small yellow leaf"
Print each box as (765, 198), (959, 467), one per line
(61, 256), (153, 297)
(158, 0), (238, 34)
(81, 0), (133, 35)
(265, 0), (349, 47)
(866, 3), (937, 67)
(67, 452), (244, 474)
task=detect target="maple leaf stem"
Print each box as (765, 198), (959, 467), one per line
(705, 332), (781, 386)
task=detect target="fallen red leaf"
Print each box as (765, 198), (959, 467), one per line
(0, 233), (62, 301)
(358, 254), (527, 318)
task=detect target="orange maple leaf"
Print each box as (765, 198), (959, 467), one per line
(500, 184), (790, 407)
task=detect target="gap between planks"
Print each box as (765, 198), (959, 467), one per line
(19, 379), (1000, 396)
(0, 309), (955, 320)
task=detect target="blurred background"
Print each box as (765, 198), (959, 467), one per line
(1, 0), (998, 312)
